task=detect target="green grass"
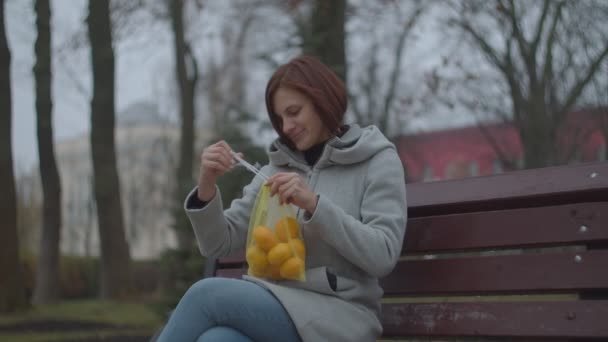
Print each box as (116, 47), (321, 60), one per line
(0, 299), (164, 341)
(0, 329), (153, 342)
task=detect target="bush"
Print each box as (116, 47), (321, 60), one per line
(59, 256), (100, 298)
(22, 255), (163, 300)
(158, 248), (205, 309)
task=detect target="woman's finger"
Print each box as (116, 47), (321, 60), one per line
(202, 160), (231, 173)
(206, 150), (233, 170)
(278, 178), (300, 204)
(269, 177), (285, 196)
(217, 140), (233, 155)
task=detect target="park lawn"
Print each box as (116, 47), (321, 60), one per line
(0, 299), (164, 342)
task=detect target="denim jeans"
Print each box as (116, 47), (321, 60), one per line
(157, 277), (302, 342)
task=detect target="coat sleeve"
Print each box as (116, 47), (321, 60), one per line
(304, 149), (407, 278)
(183, 172), (266, 259)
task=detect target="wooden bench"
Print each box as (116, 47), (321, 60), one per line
(204, 162), (608, 340)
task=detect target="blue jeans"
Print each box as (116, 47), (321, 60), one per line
(157, 277), (302, 342)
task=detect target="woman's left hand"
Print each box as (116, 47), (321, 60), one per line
(266, 172), (318, 213)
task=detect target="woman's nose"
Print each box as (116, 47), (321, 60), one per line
(283, 119), (295, 133)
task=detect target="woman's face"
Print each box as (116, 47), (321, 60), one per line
(273, 87), (331, 151)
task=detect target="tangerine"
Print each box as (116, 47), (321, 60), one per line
(275, 217), (299, 242)
(288, 238), (306, 259)
(246, 245), (268, 272)
(252, 225), (278, 252)
(267, 243), (292, 265)
(280, 257), (304, 280)
(267, 264), (282, 280)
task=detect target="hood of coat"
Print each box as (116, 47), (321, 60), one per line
(267, 124), (395, 170)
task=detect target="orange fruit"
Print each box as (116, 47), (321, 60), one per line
(280, 257), (304, 280)
(275, 217), (299, 242)
(249, 267), (267, 278)
(253, 225), (278, 252)
(246, 245), (268, 272)
(288, 239), (306, 259)
(267, 243), (292, 265)
(267, 264), (282, 280)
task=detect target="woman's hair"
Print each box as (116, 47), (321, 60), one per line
(265, 56), (347, 147)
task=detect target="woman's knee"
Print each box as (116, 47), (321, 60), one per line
(197, 326), (252, 342)
(184, 277), (230, 299)
(183, 277), (255, 305)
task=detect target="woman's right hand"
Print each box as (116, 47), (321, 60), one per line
(197, 140), (238, 201)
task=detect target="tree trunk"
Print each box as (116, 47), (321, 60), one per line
(302, 0), (347, 82)
(87, 0), (132, 299)
(32, 0), (62, 305)
(517, 95), (558, 168)
(170, 0), (197, 250)
(519, 124), (557, 169)
(0, 0), (28, 313)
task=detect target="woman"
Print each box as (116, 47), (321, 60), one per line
(157, 56), (407, 342)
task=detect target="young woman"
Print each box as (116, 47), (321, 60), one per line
(157, 56), (407, 342)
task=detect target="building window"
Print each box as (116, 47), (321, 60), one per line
(468, 161), (479, 177)
(569, 149), (582, 165)
(492, 159), (503, 174)
(422, 165), (434, 182)
(445, 160), (470, 179)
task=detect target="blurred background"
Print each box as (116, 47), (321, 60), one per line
(1, 0), (607, 341)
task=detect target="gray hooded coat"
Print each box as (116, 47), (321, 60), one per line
(185, 124), (407, 342)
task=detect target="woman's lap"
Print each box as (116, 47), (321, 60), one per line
(157, 277), (301, 342)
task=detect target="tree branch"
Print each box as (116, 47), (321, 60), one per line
(559, 43), (608, 118)
(506, 0), (535, 81)
(458, 21), (507, 73)
(380, 3), (424, 134)
(531, 0), (551, 54)
(540, 0), (564, 92)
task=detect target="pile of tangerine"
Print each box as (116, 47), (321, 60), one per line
(246, 217), (306, 280)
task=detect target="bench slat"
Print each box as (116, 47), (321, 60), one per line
(215, 268), (246, 279)
(404, 202), (608, 254)
(217, 252), (246, 268)
(381, 300), (608, 339)
(407, 162), (608, 217)
(382, 250), (608, 296)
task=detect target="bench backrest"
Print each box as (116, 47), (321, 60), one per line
(205, 162), (608, 340)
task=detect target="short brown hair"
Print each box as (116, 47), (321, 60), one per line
(265, 56), (347, 148)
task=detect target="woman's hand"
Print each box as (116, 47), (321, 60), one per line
(266, 172), (318, 214)
(197, 140), (241, 201)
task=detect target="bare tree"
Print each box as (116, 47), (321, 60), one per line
(16, 172), (43, 255)
(348, 0), (428, 136)
(589, 62), (608, 162)
(169, 0), (199, 250)
(0, 0), (28, 312)
(32, 0), (63, 305)
(87, 0), (132, 299)
(445, 0), (608, 168)
(302, 0), (347, 81)
(202, 1), (258, 135)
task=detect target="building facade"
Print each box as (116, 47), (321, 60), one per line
(396, 110), (607, 183)
(56, 102), (184, 259)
